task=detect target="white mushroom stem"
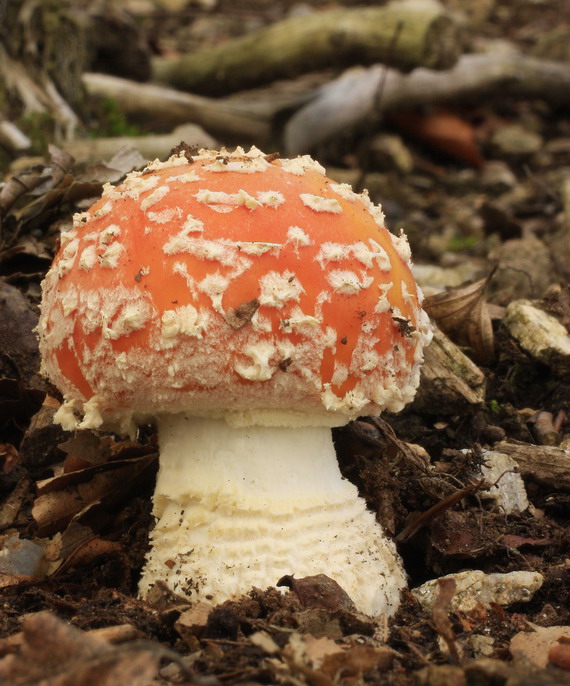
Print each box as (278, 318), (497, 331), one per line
(138, 415), (406, 616)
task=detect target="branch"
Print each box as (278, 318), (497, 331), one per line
(82, 73), (272, 144)
(284, 52), (570, 154)
(152, 2), (462, 96)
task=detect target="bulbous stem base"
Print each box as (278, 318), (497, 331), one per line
(138, 415), (406, 616)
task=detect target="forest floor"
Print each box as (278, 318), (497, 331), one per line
(0, 1), (570, 685)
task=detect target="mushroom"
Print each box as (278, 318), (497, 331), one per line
(38, 147), (432, 616)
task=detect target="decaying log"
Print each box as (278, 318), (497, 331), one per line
(285, 52), (570, 154)
(412, 324), (486, 414)
(152, 1), (463, 96)
(83, 73), (272, 145)
(495, 441), (570, 491)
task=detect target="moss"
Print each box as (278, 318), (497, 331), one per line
(17, 111), (56, 155)
(91, 98), (141, 138)
(446, 234), (479, 252)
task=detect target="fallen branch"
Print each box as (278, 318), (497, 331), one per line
(152, 1), (462, 96)
(285, 52), (570, 154)
(495, 441), (570, 491)
(82, 73), (273, 144)
(0, 118), (31, 151)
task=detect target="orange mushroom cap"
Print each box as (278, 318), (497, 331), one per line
(38, 148), (431, 432)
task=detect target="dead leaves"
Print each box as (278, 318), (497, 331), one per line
(279, 633), (395, 686)
(28, 431), (157, 577)
(0, 426), (157, 587)
(423, 268), (496, 364)
(0, 145), (144, 278)
(32, 431), (156, 538)
(0, 611), (167, 686)
(0, 146), (74, 220)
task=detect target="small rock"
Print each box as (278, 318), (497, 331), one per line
(0, 535), (44, 576)
(479, 160), (517, 193)
(412, 570), (543, 613)
(370, 134), (414, 173)
(503, 300), (570, 374)
(511, 625), (570, 668)
(175, 602), (213, 643)
(466, 633), (495, 658)
(478, 450), (529, 514)
(492, 124), (543, 156)
(412, 263), (484, 290)
(489, 235), (555, 303)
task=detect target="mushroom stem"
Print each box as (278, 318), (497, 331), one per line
(139, 415), (406, 616)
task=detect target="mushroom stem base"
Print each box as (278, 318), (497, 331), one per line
(139, 414), (406, 616)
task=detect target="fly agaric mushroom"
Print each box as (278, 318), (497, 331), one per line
(38, 147), (431, 616)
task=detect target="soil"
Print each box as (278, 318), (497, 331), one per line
(1, 1), (570, 685)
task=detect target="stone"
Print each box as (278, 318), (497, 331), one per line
(504, 300), (570, 374)
(412, 570), (543, 613)
(478, 450), (529, 514)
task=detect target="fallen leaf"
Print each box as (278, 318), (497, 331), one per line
(223, 298), (260, 329)
(32, 452), (156, 536)
(423, 269), (496, 363)
(277, 574), (357, 612)
(0, 611), (167, 685)
(388, 108), (484, 167)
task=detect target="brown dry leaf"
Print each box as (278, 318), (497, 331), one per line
(0, 280), (41, 383)
(423, 269), (496, 364)
(388, 108), (484, 167)
(42, 522), (124, 577)
(0, 611), (163, 686)
(59, 431), (113, 471)
(32, 453), (156, 536)
(277, 574), (357, 612)
(84, 146), (146, 185)
(223, 298), (260, 329)
(0, 146), (73, 218)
